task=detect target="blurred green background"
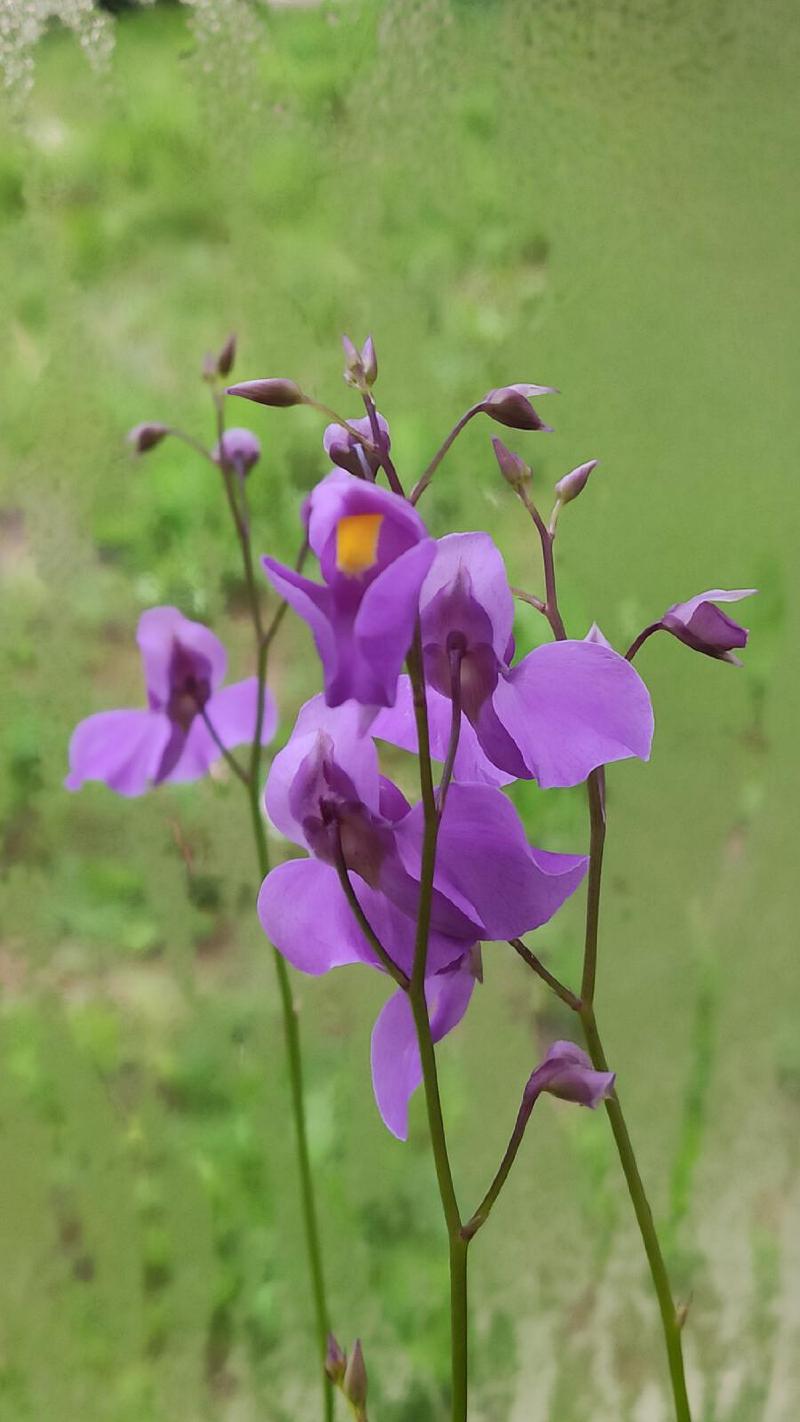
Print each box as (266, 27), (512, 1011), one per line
(0, 2), (798, 1418)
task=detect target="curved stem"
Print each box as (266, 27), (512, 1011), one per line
(410, 405), (482, 505)
(625, 622), (663, 662)
(511, 584), (547, 615)
(199, 706), (249, 787)
(332, 829), (409, 989)
(461, 1078), (542, 1242)
(579, 1006), (692, 1422)
(436, 648), (463, 816)
(362, 391), (405, 496)
(508, 937), (581, 1012)
(214, 387), (333, 1422)
(519, 495), (693, 1422)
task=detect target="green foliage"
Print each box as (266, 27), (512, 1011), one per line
(0, 1), (797, 1417)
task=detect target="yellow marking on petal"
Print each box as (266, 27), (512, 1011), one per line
(336, 513), (384, 576)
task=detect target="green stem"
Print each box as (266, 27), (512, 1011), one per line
(579, 1006), (692, 1422)
(215, 390), (333, 1422)
(520, 497), (692, 1421)
(406, 631), (468, 1422)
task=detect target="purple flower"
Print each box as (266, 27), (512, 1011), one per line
(322, 414), (389, 480)
(257, 696), (588, 1137)
(527, 1040), (615, 1108)
(374, 532), (654, 788)
(480, 383), (557, 431)
(66, 606), (276, 797)
(661, 588), (756, 664)
(262, 470), (436, 708)
(212, 426), (262, 478)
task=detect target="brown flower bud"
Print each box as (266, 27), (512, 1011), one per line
(226, 378), (306, 408)
(492, 437), (531, 490)
(216, 332), (237, 377)
(554, 459), (597, 505)
(127, 422), (169, 453)
(480, 383), (557, 431)
(343, 1339), (367, 1412)
(360, 335), (377, 387)
(325, 1333), (347, 1386)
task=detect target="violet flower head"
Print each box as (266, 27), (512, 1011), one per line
(527, 1040), (615, 1109)
(262, 470), (436, 708)
(480, 383), (557, 431)
(258, 696), (588, 1138)
(66, 606), (277, 797)
(660, 588), (756, 664)
(323, 413), (389, 480)
(212, 426), (262, 478)
(375, 532), (654, 788)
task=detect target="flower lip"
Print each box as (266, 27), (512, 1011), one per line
(336, 512), (384, 576)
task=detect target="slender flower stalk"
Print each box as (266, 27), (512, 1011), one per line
(410, 405), (482, 505)
(213, 389), (334, 1422)
(406, 629), (469, 1422)
(518, 493), (693, 1422)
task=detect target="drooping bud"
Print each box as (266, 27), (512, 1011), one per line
(342, 1339), (367, 1414)
(325, 1333), (347, 1386)
(216, 332), (237, 377)
(554, 459), (597, 505)
(212, 427), (261, 477)
(527, 1040), (615, 1109)
(226, 378), (306, 408)
(492, 436), (531, 490)
(660, 589), (756, 664)
(480, 383), (557, 431)
(360, 335), (377, 387)
(127, 422), (170, 454)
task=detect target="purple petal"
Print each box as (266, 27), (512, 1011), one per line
(491, 640), (654, 787)
(395, 784), (587, 940)
(136, 606), (228, 708)
(65, 709), (171, 798)
(371, 675), (513, 788)
(266, 695), (381, 846)
(261, 558), (339, 686)
(584, 622), (613, 649)
(666, 587), (757, 622)
(258, 859), (376, 973)
(352, 538), (437, 704)
(529, 1040), (615, 1109)
(159, 679), (277, 784)
(370, 970), (475, 1139)
(420, 533), (514, 662)
(259, 856), (470, 983)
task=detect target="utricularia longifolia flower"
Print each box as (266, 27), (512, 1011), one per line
(374, 532), (654, 787)
(262, 469), (436, 708)
(66, 606), (276, 796)
(257, 695), (588, 1138)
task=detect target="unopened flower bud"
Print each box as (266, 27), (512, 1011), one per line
(201, 351), (217, 382)
(127, 422), (169, 454)
(343, 1339), (367, 1413)
(212, 427), (261, 477)
(360, 335), (377, 387)
(554, 459), (597, 505)
(342, 334), (366, 390)
(216, 332), (237, 378)
(527, 1040), (615, 1109)
(325, 1333), (347, 1386)
(492, 437), (531, 490)
(481, 383), (557, 431)
(226, 378), (306, 408)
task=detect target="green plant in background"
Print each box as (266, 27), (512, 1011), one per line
(1, 2), (796, 1420)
